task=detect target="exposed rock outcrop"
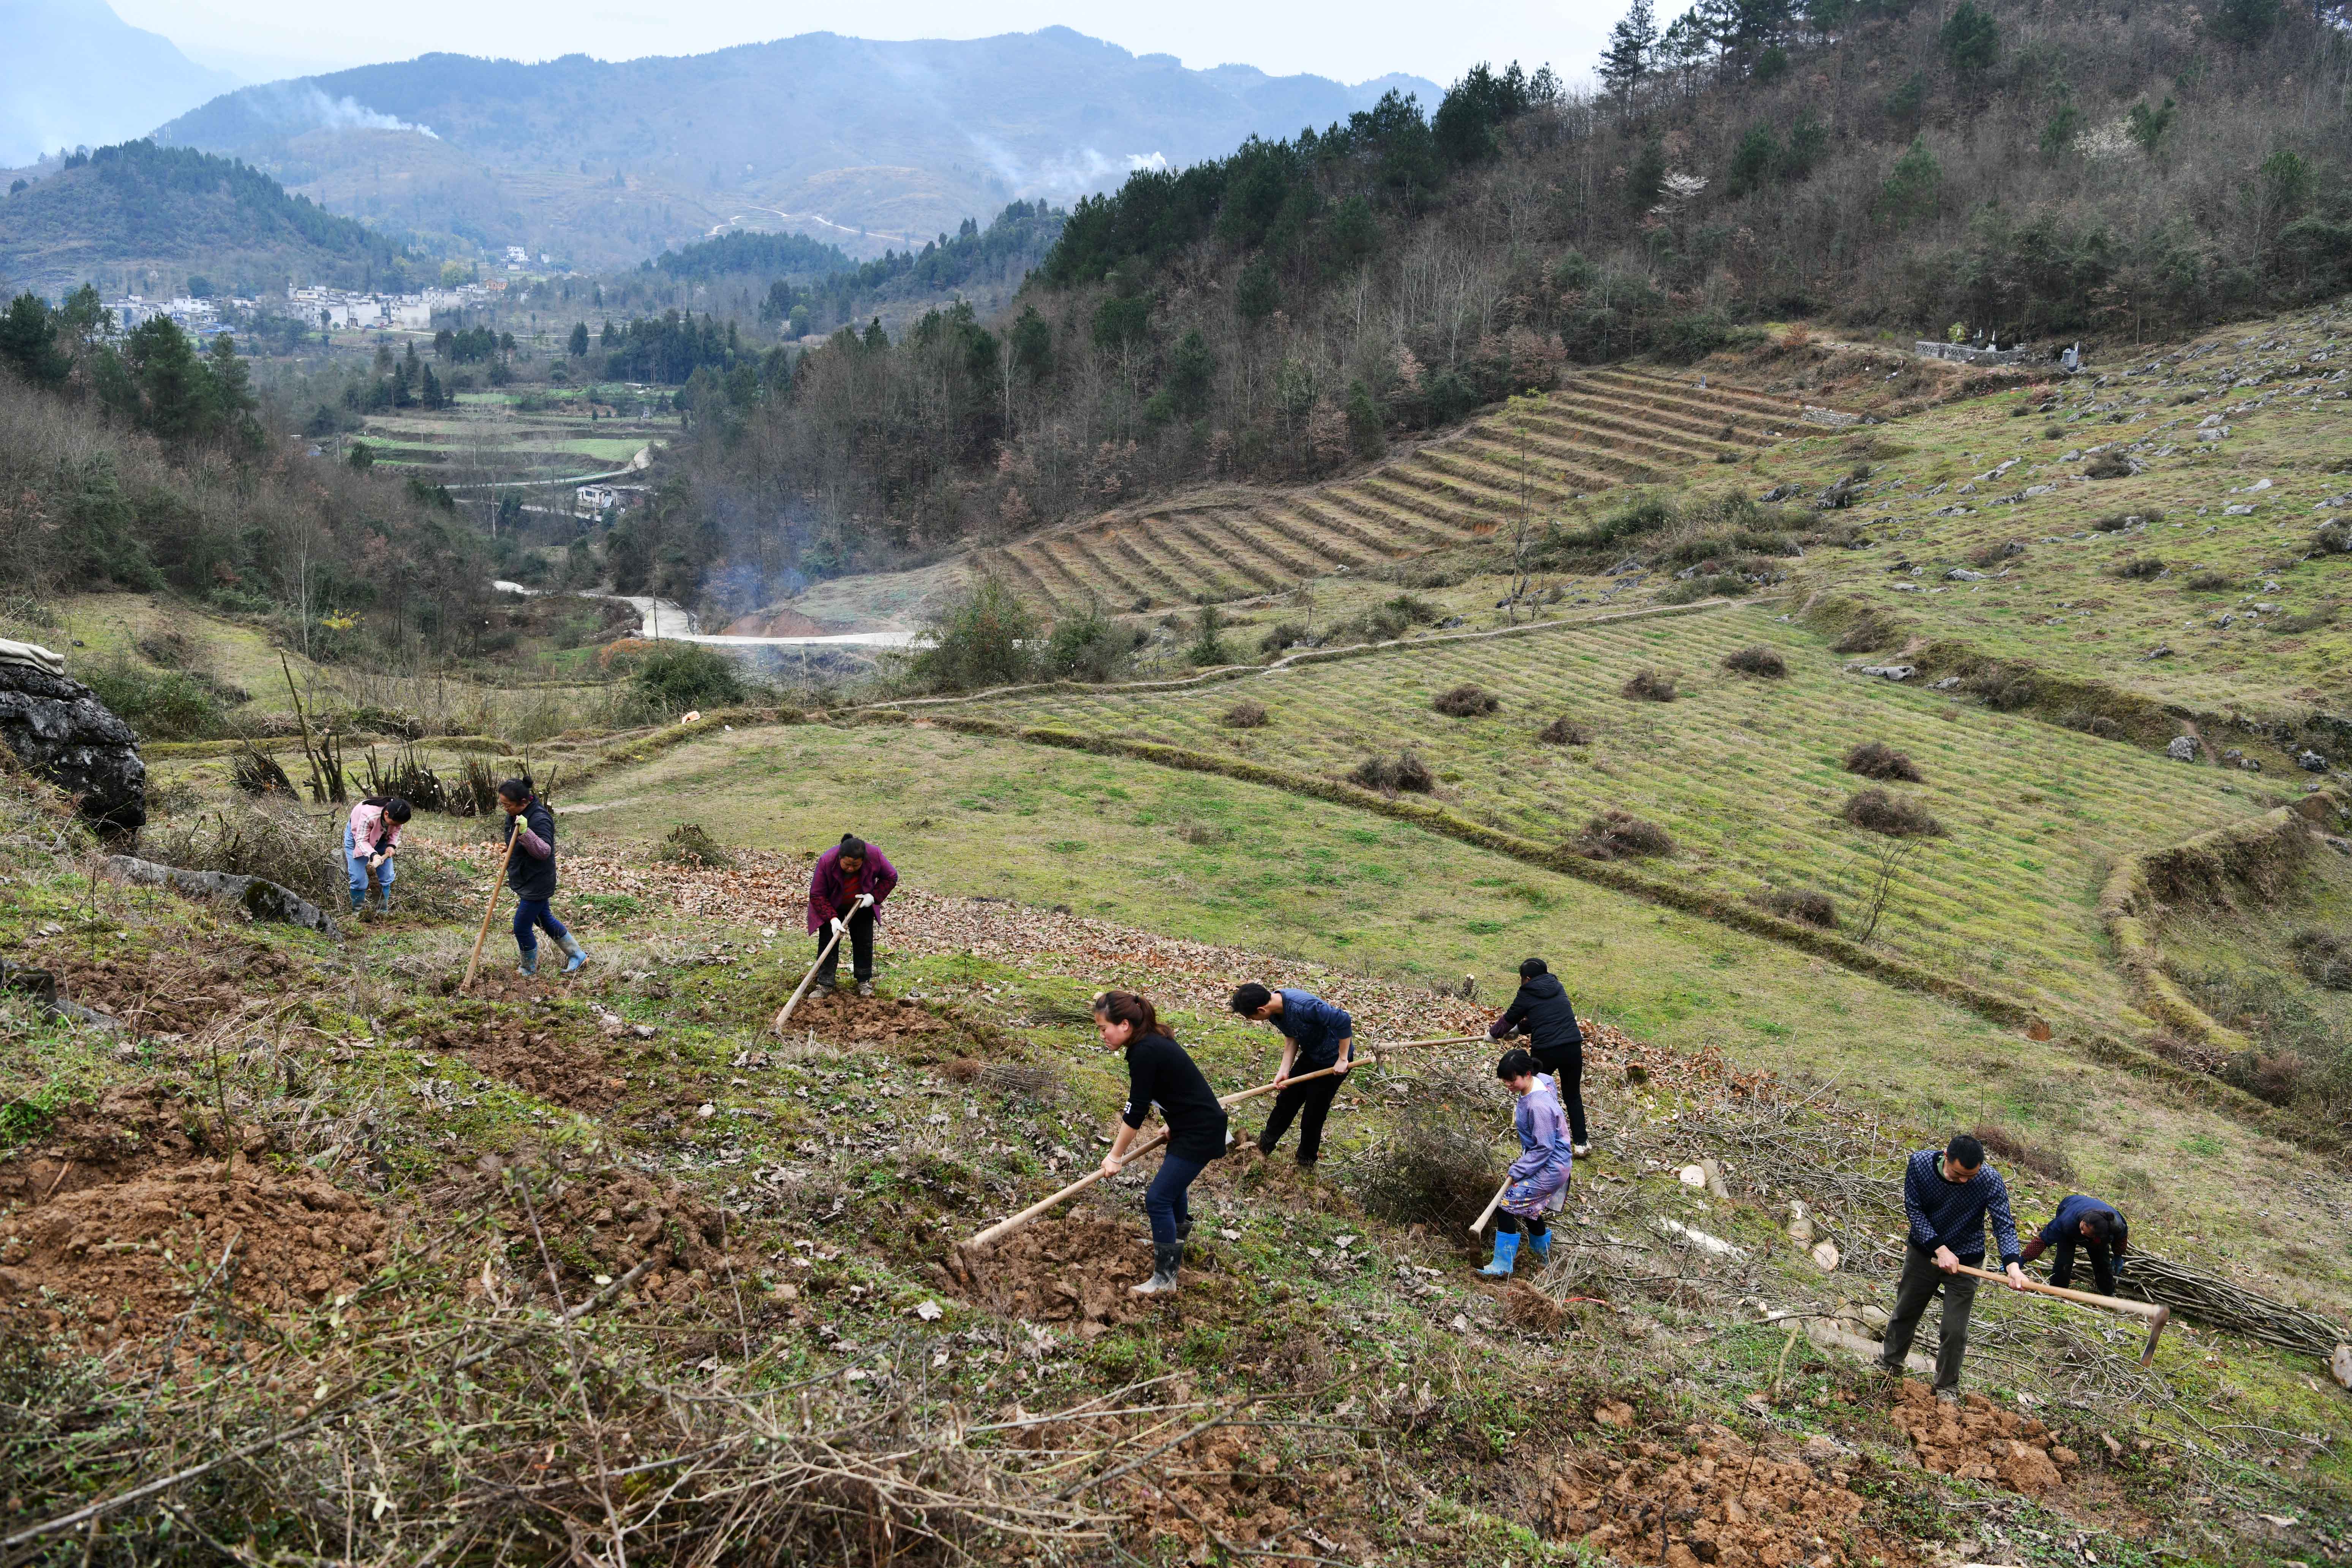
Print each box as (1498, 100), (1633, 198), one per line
(103, 856), (337, 936)
(0, 645), (145, 832)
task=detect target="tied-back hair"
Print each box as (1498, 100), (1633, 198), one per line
(2088, 1209), (2129, 1255)
(1094, 989), (1164, 1041)
(363, 795), (414, 822)
(838, 833), (866, 860)
(1497, 1046), (1538, 1081)
(1519, 957), (1548, 978)
(498, 776), (535, 804)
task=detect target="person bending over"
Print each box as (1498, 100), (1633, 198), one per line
(345, 795), (411, 914)
(2019, 1193), (2129, 1296)
(1228, 983), (1353, 1168)
(807, 833), (898, 997)
(1097, 989), (1227, 1297)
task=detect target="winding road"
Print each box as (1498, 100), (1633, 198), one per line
(491, 582), (922, 649)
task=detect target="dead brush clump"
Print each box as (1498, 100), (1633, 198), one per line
(1750, 887), (1837, 928)
(2290, 929), (2352, 990)
(1721, 645), (1786, 678)
(1573, 810), (1675, 860)
(1843, 789), (1944, 837)
(1220, 699), (1269, 728)
(142, 799), (343, 907)
(1352, 1119), (1503, 1241)
(2110, 556), (2167, 581)
(1432, 683), (1501, 717)
(1971, 1121), (2076, 1183)
(1831, 608), (1902, 654)
(1537, 715), (1589, 745)
(1348, 752), (1435, 794)
(1620, 668), (1679, 702)
(656, 822), (733, 868)
(1843, 740), (1925, 782)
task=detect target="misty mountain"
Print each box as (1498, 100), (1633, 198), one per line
(149, 28), (1437, 270)
(0, 0), (237, 168)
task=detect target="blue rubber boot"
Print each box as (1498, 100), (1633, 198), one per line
(1477, 1230), (1520, 1278)
(517, 947), (538, 977)
(560, 933), (589, 974)
(1527, 1228), (1553, 1263)
(349, 887), (364, 913)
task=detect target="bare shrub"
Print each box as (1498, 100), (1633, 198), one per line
(1573, 810), (1675, 860)
(1432, 683), (1501, 717)
(1963, 664), (2038, 711)
(1220, 700), (1269, 728)
(2084, 452), (2133, 479)
(230, 747), (294, 797)
(1621, 668), (1679, 702)
(1971, 1121), (2075, 1183)
(1348, 752), (1435, 793)
(2184, 571), (2232, 591)
(2110, 556), (2165, 581)
(1843, 789), (1944, 837)
(1353, 1118), (1503, 1240)
(1843, 740), (1924, 782)
(1750, 887), (1837, 928)
(1721, 645), (1786, 678)
(1537, 715), (1588, 745)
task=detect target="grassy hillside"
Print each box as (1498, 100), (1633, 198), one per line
(0, 140), (416, 297)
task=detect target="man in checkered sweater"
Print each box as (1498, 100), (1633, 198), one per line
(1876, 1133), (2027, 1396)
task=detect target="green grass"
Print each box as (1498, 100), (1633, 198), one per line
(542, 718), (2352, 1312)
(956, 599), (2268, 1025)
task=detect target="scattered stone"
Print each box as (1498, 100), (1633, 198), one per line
(2167, 736), (2200, 762)
(1810, 1239), (1842, 1272)
(103, 855), (337, 936)
(1677, 1164), (1708, 1188)
(2298, 751), (2331, 773)
(1945, 568), (1989, 581)
(1846, 663), (1916, 681)
(1786, 1201), (1815, 1243)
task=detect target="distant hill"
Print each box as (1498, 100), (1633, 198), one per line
(0, 0), (236, 168)
(0, 140), (413, 297)
(148, 29), (1439, 270)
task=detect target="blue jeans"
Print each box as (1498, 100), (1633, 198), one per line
(1144, 1152), (1208, 1247)
(512, 896), (569, 956)
(344, 827), (394, 899)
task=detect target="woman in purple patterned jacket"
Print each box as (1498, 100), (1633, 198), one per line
(1477, 1047), (1575, 1279)
(806, 834), (898, 996)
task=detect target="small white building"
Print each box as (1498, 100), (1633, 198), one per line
(576, 483), (621, 514)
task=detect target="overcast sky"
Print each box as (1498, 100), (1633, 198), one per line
(115, 0), (1630, 91)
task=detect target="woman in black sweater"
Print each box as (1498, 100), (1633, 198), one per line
(1095, 990), (1227, 1297)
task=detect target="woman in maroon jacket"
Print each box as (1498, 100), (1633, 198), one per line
(806, 834), (898, 996)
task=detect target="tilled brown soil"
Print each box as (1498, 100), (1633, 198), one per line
(953, 1211), (1252, 1333)
(433, 1159), (743, 1309)
(0, 1085), (389, 1355)
(385, 1001), (622, 1109)
(23, 938), (304, 1036)
(1538, 1422), (1920, 1568)
(1888, 1378), (2080, 1493)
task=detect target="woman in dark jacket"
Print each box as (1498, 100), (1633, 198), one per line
(1095, 989), (1227, 1297)
(499, 777), (587, 976)
(1488, 958), (1590, 1154)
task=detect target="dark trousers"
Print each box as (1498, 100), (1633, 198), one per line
(813, 906), (874, 986)
(1258, 1073), (1343, 1163)
(1144, 1152), (1208, 1247)
(512, 897), (569, 955)
(1532, 1042), (1590, 1145)
(2050, 1238), (2115, 1296)
(1879, 1246), (1981, 1392)
(1495, 1211), (1549, 1237)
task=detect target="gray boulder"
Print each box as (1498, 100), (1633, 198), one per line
(103, 855), (338, 936)
(2167, 735), (2200, 762)
(0, 651), (145, 832)
(2299, 750), (2333, 773)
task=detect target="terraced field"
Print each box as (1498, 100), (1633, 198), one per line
(957, 600), (2274, 1024)
(985, 368), (1841, 612)
(358, 388), (677, 488)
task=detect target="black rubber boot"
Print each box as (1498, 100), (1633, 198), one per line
(1129, 1242), (1183, 1296)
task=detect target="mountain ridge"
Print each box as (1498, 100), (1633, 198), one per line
(141, 29), (1439, 269)
(0, 0), (237, 168)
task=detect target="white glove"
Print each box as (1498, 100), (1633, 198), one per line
(829, 917), (846, 938)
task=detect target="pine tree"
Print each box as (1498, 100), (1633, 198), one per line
(1599, 0), (1659, 106)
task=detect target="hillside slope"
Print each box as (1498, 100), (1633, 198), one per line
(0, 139), (415, 296)
(149, 30), (1437, 269)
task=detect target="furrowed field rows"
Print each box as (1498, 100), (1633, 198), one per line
(994, 371), (1826, 612)
(963, 604), (2268, 1020)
